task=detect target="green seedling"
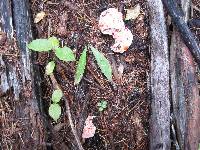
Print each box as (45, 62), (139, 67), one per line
(48, 89), (63, 122)
(28, 37), (113, 121)
(28, 37), (74, 122)
(28, 36), (76, 75)
(97, 100), (108, 112)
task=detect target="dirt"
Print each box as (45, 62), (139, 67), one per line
(1, 0), (200, 149)
(0, 0), (149, 149)
(29, 0), (150, 149)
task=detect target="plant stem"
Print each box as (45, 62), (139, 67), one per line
(50, 74), (84, 150)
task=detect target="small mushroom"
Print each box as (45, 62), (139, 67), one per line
(99, 8), (133, 53)
(99, 8), (124, 35)
(82, 116), (96, 139)
(111, 27), (133, 53)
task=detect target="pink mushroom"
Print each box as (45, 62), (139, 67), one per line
(82, 116), (96, 139)
(99, 8), (124, 35)
(99, 8), (133, 53)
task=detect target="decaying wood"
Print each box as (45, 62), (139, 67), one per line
(147, 0), (170, 149)
(162, 0), (200, 67)
(170, 0), (200, 149)
(0, 0), (19, 97)
(0, 0), (47, 149)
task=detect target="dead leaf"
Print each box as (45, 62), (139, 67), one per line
(111, 27), (133, 53)
(125, 4), (140, 21)
(34, 11), (46, 23)
(99, 8), (124, 36)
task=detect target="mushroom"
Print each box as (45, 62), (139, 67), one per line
(99, 8), (133, 53)
(82, 116), (96, 139)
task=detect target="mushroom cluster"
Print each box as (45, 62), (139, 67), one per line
(99, 8), (133, 53)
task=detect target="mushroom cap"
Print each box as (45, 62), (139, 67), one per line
(99, 8), (125, 35)
(82, 116), (96, 139)
(111, 28), (133, 53)
(98, 8), (133, 53)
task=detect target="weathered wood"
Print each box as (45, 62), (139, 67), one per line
(147, 0), (170, 149)
(0, 0), (19, 98)
(162, 0), (200, 67)
(0, 0), (13, 39)
(0, 0), (47, 149)
(170, 0), (200, 149)
(170, 30), (187, 150)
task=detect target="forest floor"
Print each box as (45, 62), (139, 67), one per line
(1, 0), (200, 149)
(31, 0), (150, 149)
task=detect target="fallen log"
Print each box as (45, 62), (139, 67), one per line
(147, 0), (170, 149)
(162, 0), (200, 67)
(170, 0), (200, 149)
(0, 0), (47, 149)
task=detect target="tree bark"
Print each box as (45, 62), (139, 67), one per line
(170, 0), (200, 149)
(0, 0), (47, 149)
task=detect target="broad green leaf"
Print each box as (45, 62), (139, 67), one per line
(48, 37), (59, 49)
(45, 61), (55, 75)
(90, 45), (112, 81)
(55, 47), (75, 62)
(52, 89), (63, 103)
(74, 47), (87, 85)
(28, 39), (53, 52)
(48, 104), (61, 122)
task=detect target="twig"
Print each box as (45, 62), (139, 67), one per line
(50, 74), (84, 150)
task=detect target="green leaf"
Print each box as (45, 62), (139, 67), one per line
(90, 45), (112, 81)
(101, 101), (107, 108)
(48, 104), (61, 122)
(52, 89), (63, 103)
(74, 47), (87, 85)
(98, 107), (104, 112)
(28, 39), (53, 52)
(45, 61), (55, 75)
(97, 100), (107, 108)
(55, 47), (76, 62)
(48, 37), (59, 49)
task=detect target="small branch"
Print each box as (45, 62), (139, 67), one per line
(50, 74), (84, 150)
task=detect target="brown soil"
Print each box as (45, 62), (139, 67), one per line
(0, 0), (150, 149)
(1, 0), (200, 149)
(30, 0), (150, 149)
